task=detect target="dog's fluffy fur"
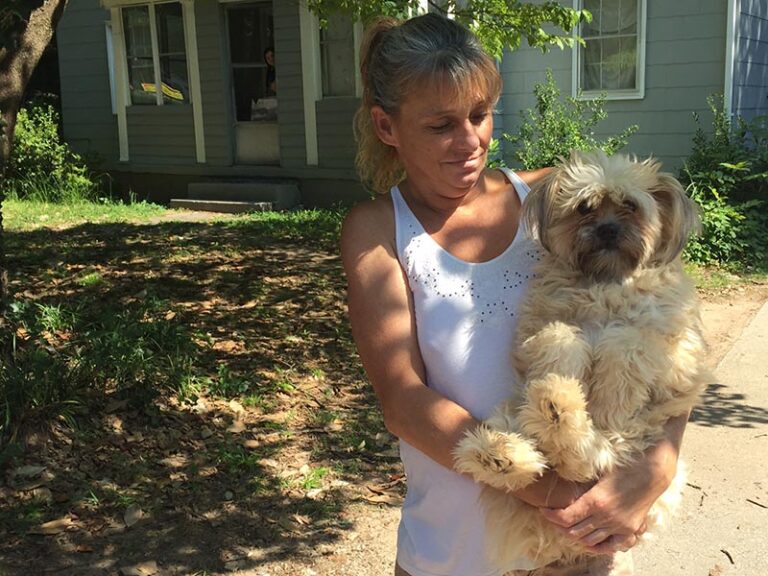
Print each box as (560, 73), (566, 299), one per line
(453, 151), (711, 569)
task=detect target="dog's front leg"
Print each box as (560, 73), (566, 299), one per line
(453, 400), (548, 492)
(518, 374), (610, 481)
(516, 321), (592, 382)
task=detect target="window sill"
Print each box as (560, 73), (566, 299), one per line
(572, 90), (645, 101)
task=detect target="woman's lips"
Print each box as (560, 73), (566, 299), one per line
(445, 155), (483, 167)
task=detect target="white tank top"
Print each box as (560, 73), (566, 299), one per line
(392, 168), (541, 576)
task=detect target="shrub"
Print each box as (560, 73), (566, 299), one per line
(2, 103), (102, 202)
(503, 69), (638, 169)
(680, 95), (768, 270)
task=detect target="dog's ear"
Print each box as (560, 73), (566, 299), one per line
(651, 173), (701, 264)
(522, 167), (561, 251)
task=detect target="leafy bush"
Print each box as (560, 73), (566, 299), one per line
(680, 96), (768, 270)
(503, 69), (638, 169)
(2, 103), (102, 202)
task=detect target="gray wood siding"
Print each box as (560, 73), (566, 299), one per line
(126, 106), (196, 164)
(57, 0), (119, 166)
(195, 0), (233, 166)
(316, 97), (358, 169)
(274, 3), (307, 167)
(57, 0), (365, 200)
(733, 0), (768, 121)
(499, 0), (727, 170)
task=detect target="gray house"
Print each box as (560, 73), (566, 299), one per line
(499, 0), (768, 171)
(57, 0), (367, 207)
(57, 0), (767, 206)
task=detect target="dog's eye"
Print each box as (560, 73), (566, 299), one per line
(622, 200), (638, 212)
(577, 201), (592, 215)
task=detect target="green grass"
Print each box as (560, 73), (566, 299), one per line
(684, 261), (767, 291)
(3, 198), (167, 230)
(76, 271), (104, 287)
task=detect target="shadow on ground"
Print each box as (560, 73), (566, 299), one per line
(0, 217), (401, 576)
(690, 382), (768, 428)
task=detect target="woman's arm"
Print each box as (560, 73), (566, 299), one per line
(517, 166), (554, 187)
(341, 197), (587, 508)
(341, 198), (477, 469)
(540, 412), (689, 553)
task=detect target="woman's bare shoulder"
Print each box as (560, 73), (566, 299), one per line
(487, 166), (553, 191)
(341, 193), (396, 258)
(516, 166), (555, 186)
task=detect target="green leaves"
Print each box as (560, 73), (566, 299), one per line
(503, 69), (637, 170)
(306, 0), (590, 58)
(681, 96), (768, 270)
(3, 103), (102, 203)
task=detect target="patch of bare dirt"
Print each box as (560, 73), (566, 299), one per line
(699, 283), (768, 369)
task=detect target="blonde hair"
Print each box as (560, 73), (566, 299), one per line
(355, 13), (502, 194)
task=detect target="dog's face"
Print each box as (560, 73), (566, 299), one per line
(523, 151), (699, 282)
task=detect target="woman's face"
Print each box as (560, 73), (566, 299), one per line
(375, 78), (494, 198)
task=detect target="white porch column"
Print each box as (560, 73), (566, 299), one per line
(299, 1), (321, 166)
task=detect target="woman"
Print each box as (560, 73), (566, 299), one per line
(340, 13), (687, 576)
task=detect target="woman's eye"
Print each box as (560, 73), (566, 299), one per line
(428, 123), (451, 133)
(470, 113), (488, 125)
(577, 201), (592, 215)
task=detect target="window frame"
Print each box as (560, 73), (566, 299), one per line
(317, 15), (362, 99)
(120, 0), (191, 107)
(223, 1), (276, 124)
(572, 0), (647, 101)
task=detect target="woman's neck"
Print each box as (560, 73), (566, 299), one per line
(399, 173), (486, 216)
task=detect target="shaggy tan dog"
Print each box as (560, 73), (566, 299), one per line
(453, 150), (711, 570)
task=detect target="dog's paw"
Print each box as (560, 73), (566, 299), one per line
(520, 375), (591, 446)
(454, 426), (547, 491)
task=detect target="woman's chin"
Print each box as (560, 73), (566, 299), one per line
(447, 168), (483, 189)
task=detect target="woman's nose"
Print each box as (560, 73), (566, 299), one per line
(455, 120), (481, 151)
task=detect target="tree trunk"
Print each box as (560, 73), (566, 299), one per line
(0, 0), (68, 310)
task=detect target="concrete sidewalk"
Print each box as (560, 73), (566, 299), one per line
(634, 302), (768, 575)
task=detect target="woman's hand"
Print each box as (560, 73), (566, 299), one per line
(539, 413), (688, 555)
(512, 470), (594, 509)
(539, 457), (668, 554)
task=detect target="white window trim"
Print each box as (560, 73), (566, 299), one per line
(109, 7), (130, 161)
(148, 6), (164, 106)
(300, 1), (321, 166)
(182, 0), (206, 163)
(724, 0), (739, 118)
(317, 14), (362, 99)
(104, 0), (206, 163)
(105, 21), (118, 115)
(571, 0), (647, 101)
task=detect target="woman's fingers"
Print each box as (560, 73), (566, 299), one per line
(579, 527), (613, 547)
(539, 497), (592, 528)
(586, 533), (638, 555)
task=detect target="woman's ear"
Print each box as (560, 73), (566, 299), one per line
(370, 106), (399, 147)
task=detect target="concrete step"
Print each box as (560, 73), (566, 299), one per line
(187, 180), (300, 210)
(169, 199), (273, 214)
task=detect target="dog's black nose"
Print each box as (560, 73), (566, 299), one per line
(596, 222), (621, 244)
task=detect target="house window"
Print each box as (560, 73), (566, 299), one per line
(122, 2), (189, 105)
(320, 13), (357, 98)
(226, 2), (275, 122)
(575, 0), (645, 99)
